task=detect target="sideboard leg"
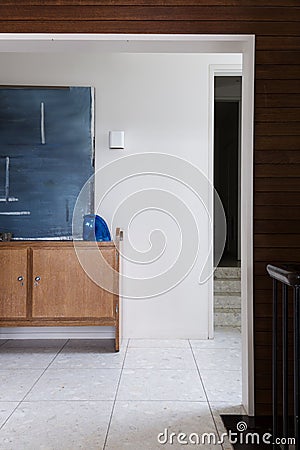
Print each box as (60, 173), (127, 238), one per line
(115, 326), (120, 352)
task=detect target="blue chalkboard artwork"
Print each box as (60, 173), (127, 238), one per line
(0, 86), (94, 239)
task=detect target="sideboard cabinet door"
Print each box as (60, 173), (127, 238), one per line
(0, 248), (27, 318)
(31, 247), (116, 319)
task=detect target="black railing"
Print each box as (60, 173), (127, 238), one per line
(267, 264), (300, 450)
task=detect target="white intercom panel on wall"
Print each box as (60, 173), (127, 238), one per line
(109, 131), (125, 149)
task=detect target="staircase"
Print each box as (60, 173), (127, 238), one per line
(214, 267), (241, 328)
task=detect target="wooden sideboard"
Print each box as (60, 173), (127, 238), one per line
(0, 228), (122, 351)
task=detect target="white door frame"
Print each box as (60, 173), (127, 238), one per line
(0, 33), (255, 415)
(208, 63), (255, 417)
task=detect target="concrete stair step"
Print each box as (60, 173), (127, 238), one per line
(214, 294), (241, 309)
(214, 267), (241, 279)
(213, 266), (241, 327)
(214, 279), (241, 294)
(214, 311), (241, 328)
(214, 306), (240, 313)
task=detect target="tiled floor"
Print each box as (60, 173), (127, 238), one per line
(0, 328), (243, 449)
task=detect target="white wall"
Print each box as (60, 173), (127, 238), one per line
(0, 51), (241, 339)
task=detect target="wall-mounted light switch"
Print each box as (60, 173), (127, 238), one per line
(109, 131), (125, 149)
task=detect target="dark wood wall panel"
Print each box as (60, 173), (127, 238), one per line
(255, 221), (300, 234)
(256, 37), (300, 50)
(1, 1), (299, 417)
(256, 192), (300, 204)
(255, 153), (300, 164)
(255, 234), (300, 247)
(255, 247), (300, 259)
(256, 80), (300, 94)
(255, 108), (300, 122)
(1, 6), (300, 21)
(1, 20), (300, 35)
(256, 51), (300, 65)
(255, 165), (300, 177)
(255, 137), (300, 149)
(1, 0), (300, 5)
(256, 65), (300, 79)
(256, 123), (300, 135)
(255, 179), (300, 191)
(255, 94), (300, 107)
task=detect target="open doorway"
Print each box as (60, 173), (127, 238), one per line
(211, 75), (244, 415)
(214, 75), (242, 330)
(215, 76), (242, 266)
(0, 34), (255, 417)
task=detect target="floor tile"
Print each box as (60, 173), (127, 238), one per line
(51, 339), (126, 369)
(124, 347), (196, 370)
(106, 401), (222, 450)
(200, 370), (242, 403)
(117, 369), (205, 401)
(193, 348), (241, 371)
(128, 339), (189, 348)
(0, 402), (18, 427)
(0, 401), (113, 450)
(25, 368), (121, 401)
(210, 401), (245, 416)
(0, 333), (243, 448)
(0, 347), (61, 370)
(0, 370), (43, 402)
(190, 329), (241, 349)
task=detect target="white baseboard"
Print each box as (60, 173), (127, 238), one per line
(0, 326), (115, 339)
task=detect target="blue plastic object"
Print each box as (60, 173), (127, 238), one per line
(83, 214), (111, 241)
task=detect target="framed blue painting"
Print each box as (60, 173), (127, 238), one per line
(0, 86), (94, 239)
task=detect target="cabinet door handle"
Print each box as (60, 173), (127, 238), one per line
(17, 275), (24, 286)
(34, 276), (41, 286)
